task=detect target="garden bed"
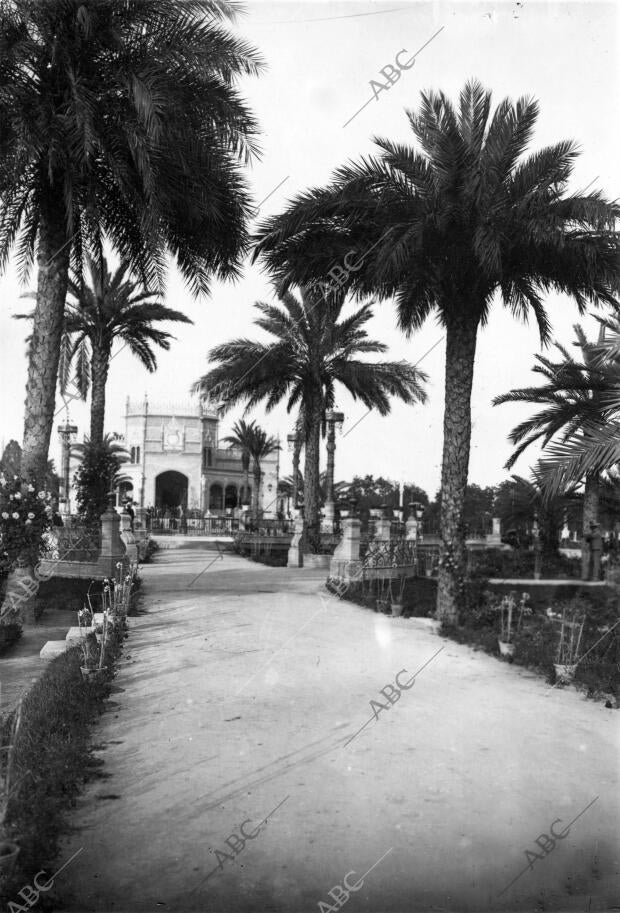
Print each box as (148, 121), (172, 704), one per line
(0, 584), (133, 906)
(441, 588), (619, 702)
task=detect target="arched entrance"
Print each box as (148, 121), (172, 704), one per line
(224, 484), (238, 510)
(209, 483), (224, 511)
(155, 471), (188, 511)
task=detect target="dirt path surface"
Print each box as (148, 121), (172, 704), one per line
(58, 549), (619, 913)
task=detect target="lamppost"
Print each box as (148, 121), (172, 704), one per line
(324, 410), (344, 532)
(287, 430), (302, 515)
(57, 420), (78, 523)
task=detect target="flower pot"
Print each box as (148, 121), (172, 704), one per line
(80, 666), (106, 684)
(95, 633), (104, 644)
(390, 602), (404, 617)
(498, 639), (515, 657)
(425, 568), (433, 578)
(0, 841), (20, 875)
(554, 662), (577, 684)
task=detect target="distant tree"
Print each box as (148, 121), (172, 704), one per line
(494, 474), (578, 553)
(343, 476), (429, 516)
(425, 484), (495, 537)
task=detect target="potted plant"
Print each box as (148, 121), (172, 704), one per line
(554, 606), (585, 683)
(390, 574), (406, 617)
(496, 592), (531, 657)
(79, 636), (106, 684)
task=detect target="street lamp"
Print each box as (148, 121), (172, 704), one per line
(57, 421), (78, 521)
(324, 410), (345, 532)
(287, 430), (301, 511)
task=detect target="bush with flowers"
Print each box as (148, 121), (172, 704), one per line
(0, 474), (53, 563)
(0, 472), (53, 598)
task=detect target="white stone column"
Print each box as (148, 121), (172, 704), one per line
(287, 515), (306, 568)
(329, 518), (361, 579)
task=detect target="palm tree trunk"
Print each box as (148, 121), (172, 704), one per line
(581, 472), (600, 579)
(22, 195), (70, 482)
(436, 314), (479, 623)
(252, 464), (261, 514)
(90, 346), (110, 447)
(303, 393), (322, 550)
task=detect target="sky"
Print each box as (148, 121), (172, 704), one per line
(0, 0), (618, 497)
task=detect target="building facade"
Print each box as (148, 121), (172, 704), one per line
(120, 396), (279, 517)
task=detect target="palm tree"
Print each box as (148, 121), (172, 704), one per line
(193, 284), (427, 544)
(0, 0), (262, 482)
(494, 323), (620, 571)
(16, 254), (193, 446)
(253, 79), (620, 619)
(221, 420), (279, 514)
(536, 314), (620, 499)
(221, 419), (254, 508)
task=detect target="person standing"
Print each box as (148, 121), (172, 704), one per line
(124, 499), (135, 532)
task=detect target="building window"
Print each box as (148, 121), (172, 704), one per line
(136, 446), (140, 464)
(207, 448), (213, 467)
(130, 446), (136, 463)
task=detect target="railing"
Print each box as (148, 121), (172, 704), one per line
(362, 539), (418, 570)
(52, 523), (102, 560)
(151, 517), (239, 536)
(151, 516), (296, 537)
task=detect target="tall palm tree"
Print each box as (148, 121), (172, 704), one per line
(253, 79), (620, 619)
(221, 420), (279, 514)
(0, 0), (262, 482)
(221, 419), (254, 508)
(193, 285), (427, 543)
(16, 254), (193, 446)
(494, 323), (620, 571)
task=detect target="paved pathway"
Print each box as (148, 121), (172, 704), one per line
(58, 549), (619, 912)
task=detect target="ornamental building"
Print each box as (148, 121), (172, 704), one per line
(120, 396), (279, 517)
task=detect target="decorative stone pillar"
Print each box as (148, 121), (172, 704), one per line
(287, 515), (306, 568)
(486, 518), (502, 546)
(405, 517), (419, 541)
(329, 517), (362, 579)
(99, 501), (127, 577)
(374, 517), (391, 541)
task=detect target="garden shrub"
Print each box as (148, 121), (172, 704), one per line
(0, 648), (112, 905)
(468, 548), (581, 580)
